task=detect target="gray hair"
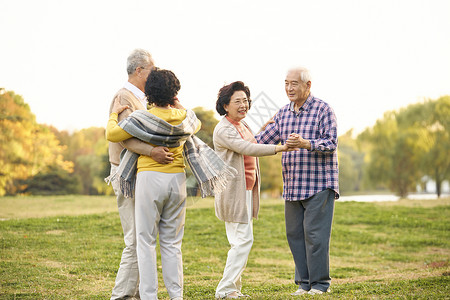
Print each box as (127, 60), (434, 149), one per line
(288, 66), (312, 83)
(126, 49), (154, 75)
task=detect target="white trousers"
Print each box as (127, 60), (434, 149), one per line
(135, 171), (186, 300)
(215, 190), (253, 298)
(110, 164), (140, 300)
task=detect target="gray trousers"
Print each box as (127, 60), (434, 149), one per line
(285, 189), (335, 292)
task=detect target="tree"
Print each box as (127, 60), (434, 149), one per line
(338, 129), (365, 194)
(358, 111), (422, 198)
(62, 127), (110, 195)
(21, 166), (82, 195)
(192, 106), (218, 148)
(357, 96), (450, 198)
(396, 96), (450, 197)
(259, 154), (283, 197)
(428, 97), (450, 197)
(0, 89), (73, 195)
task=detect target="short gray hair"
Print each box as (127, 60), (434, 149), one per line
(288, 66), (312, 83)
(126, 49), (154, 75)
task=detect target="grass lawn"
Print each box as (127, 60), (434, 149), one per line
(0, 195), (449, 299)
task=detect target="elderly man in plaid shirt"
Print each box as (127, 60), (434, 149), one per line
(255, 66), (339, 296)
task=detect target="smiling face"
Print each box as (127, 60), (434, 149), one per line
(285, 69), (311, 106)
(224, 90), (249, 122)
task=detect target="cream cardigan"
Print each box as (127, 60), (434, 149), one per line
(108, 88), (154, 166)
(213, 117), (277, 224)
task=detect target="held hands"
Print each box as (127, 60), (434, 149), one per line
(276, 143), (299, 153)
(275, 133), (311, 153)
(286, 133), (311, 150)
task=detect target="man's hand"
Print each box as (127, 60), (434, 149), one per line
(150, 147), (174, 164)
(286, 133), (311, 150)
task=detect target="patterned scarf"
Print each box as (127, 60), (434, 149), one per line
(106, 109), (236, 198)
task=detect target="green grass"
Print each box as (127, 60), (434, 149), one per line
(0, 196), (449, 299)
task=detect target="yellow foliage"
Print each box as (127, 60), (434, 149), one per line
(0, 90), (73, 195)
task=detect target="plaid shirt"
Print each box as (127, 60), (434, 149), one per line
(256, 94), (339, 201)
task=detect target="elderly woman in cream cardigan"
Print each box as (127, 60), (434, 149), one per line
(213, 81), (296, 299)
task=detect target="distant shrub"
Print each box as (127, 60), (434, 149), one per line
(20, 166), (82, 195)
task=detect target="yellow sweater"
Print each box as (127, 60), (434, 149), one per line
(106, 107), (201, 173)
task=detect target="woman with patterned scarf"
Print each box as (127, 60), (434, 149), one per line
(106, 68), (234, 300)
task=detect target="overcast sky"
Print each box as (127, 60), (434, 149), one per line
(1, 0), (449, 136)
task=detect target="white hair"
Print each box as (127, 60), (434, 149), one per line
(287, 66), (312, 83)
(126, 49), (154, 75)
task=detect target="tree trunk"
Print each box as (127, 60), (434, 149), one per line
(435, 170), (442, 198)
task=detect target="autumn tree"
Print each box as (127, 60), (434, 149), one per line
(61, 127), (110, 195)
(0, 89), (73, 195)
(34, 124), (110, 195)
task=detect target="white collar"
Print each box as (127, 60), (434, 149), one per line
(124, 81), (147, 107)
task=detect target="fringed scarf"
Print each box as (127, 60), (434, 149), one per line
(105, 109), (236, 198)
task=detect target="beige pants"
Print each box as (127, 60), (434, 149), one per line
(135, 171), (186, 300)
(110, 164), (140, 300)
(215, 190), (254, 298)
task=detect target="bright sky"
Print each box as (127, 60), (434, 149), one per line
(1, 0), (449, 136)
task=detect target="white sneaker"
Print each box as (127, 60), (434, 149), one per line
(291, 288), (308, 296)
(308, 288), (331, 295)
(225, 291), (239, 299)
(236, 291), (249, 297)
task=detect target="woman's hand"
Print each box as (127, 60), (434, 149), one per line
(258, 118), (274, 133)
(112, 97), (130, 114)
(275, 143), (299, 153)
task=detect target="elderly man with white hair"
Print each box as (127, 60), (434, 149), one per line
(107, 49), (173, 300)
(256, 66), (339, 295)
